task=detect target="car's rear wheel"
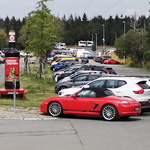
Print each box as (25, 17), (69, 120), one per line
(48, 102), (62, 117)
(101, 104), (118, 121)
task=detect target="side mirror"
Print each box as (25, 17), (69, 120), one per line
(71, 94), (76, 99)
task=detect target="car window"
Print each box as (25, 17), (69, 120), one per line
(74, 75), (87, 81)
(104, 90), (115, 96)
(106, 80), (118, 88)
(138, 81), (150, 89)
(76, 90), (96, 98)
(88, 75), (99, 81)
(88, 80), (105, 88)
(118, 80), (127, 87)
(106, 68), (116, 74)
(75, 68), (82, 71)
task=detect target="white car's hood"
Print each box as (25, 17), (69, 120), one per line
(58, 87), (82, 96)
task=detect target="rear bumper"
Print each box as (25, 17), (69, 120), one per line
(139, 101), (150, 110)
(118, 103), (141, 117)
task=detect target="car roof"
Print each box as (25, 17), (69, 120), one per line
(93, 76), (150, 82)
(81, 87), (114, 97)
(70, 71), (102, 78)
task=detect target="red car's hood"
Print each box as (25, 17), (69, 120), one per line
(44, 96), (68, 102)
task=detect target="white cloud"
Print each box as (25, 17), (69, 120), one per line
(126, 8), (149, 18)
(0, 0), (13, 4)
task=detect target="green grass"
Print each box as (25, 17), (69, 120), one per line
(0, 64), (57, 108)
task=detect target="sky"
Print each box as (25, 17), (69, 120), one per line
(0, 0), (150, 20)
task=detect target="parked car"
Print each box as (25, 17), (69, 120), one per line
(0, 51), (5, 58)
(50, 58), (78, 70)
(58, 76), (150, 112)
(93, 56), (102, 62)
(49, 54), (72, 64)
(58, 87), (82, 97)
(103, 59), (120, 64)
(95, 56), (112, 64)
(40, 87), (141, 121)
(53, 64), (84, 82)
(54, 60), (81, 71)
(57, 71), (106, 84)
(81, 57), (89, 64)
(87, 53), (94, 59)
(55, 73), (102, 93)
(55, 65), (117, 82)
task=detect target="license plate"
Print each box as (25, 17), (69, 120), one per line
(8, 92), (18, 94)
(134, 107), (140, 111)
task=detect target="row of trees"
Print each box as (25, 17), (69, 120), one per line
(0, 4), (150, 47)
(62, 14), (149, 46)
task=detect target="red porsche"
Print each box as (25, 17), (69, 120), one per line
(40, 88), (141, 121)
(103, 59), (120, 64)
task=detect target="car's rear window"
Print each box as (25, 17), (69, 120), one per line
(138, 81), (150, 89)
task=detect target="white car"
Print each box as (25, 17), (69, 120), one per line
(58, 87), (82, 97)
(0, 51), (5, 57)
(58, 76), (150, 112)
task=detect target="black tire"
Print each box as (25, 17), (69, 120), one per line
(101, 104), (118, 121)
(48, 102), (62, 117)
(59, 86), (67, 92)
(55, 75), (59, 82)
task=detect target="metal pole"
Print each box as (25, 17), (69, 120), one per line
(102, 24), (105, 53)
(95, 33), (97, 55)
(13, 78), (16, 109)
(123, 21), (126, 64)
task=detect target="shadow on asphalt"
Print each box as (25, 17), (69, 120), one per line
(40, 112), (146, 122)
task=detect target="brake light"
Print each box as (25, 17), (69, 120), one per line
(133, 84), (144, 94)
(140, 101), (148, 105)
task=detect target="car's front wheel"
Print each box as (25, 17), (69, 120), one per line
(59, 86), (67, 92)
(48, 102), (62, 117)
(101, 104), (118, 121)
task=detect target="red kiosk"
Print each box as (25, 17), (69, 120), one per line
(0, 30), (25, 99)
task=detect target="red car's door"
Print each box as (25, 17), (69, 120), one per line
(63, 89), (99, 115)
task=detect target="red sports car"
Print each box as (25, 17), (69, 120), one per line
(40, 88), (141, 121)
(103, 59), (120, 64)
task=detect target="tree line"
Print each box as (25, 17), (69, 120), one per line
(0, 12), (149, 48)
(62, 13), (149, 46)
